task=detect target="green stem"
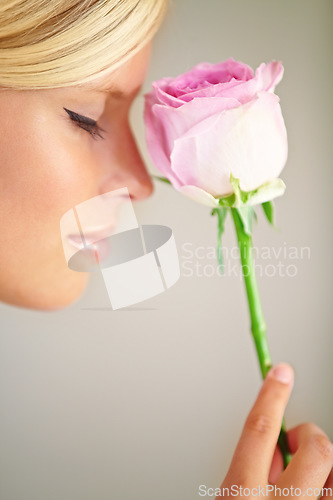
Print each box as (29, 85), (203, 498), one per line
(230, 208), (292, 469)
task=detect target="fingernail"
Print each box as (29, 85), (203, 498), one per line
(269, 363), (294, 385)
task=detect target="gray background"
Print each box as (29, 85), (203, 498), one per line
(0, 1), (332, 499)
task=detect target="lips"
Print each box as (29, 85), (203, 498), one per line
(66, 226), (115, 267)
(67, 226), (115, 250)
(60, 188), (135, 271)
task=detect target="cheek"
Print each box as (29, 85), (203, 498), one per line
(0, 93), (108, 309)
(0, 123), (99, 246)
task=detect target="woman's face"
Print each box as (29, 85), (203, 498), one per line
(0, 44), (153, 310)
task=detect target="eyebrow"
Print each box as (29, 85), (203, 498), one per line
(81, 85), (142, 100)
(97, 88), (126, 98)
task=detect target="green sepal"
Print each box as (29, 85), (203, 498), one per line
(218, 174), (255, 208)
(216, 175), (286, 208)
(230, 174), (242, 207)
(233, 206), (257, 236)
(211, 206), (228, 272)
(262, 201), (275, 226)
(151, 175), (172, 185)
(218, 194), (235, 208)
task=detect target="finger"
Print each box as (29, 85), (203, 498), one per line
(287, 423), (331, 455)
(321, 468), (333, 500)
(277, 423), (333, 500)
(268, 445), (283, 484)
(224, 363), (294, 486)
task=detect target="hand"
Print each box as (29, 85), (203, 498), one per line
(219, 363), (333, 499)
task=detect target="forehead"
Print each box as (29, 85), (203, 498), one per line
(82, 42), (152, 96)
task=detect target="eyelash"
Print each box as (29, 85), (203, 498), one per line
(63, 107), (105, 140)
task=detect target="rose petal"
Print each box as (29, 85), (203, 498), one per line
(144, 94), (184, 188)
(169, 58), (254, 90)
(151, 82), (185, 108)
(245, 178), (286, 206)
(177, 185), (220, 207)
(255, 61), (284, 92)
(149, 96), (240, 159)
(170, 92), (288, 196)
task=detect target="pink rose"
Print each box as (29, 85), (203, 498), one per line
(144, 58), (288, 207)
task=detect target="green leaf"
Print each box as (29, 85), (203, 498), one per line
(234, 206), (256, 236)
(151, 175), (172, 185)
(262, 201), (275, 226)
(211, 207), (228, 272)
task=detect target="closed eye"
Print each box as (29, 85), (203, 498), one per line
(63, 107), (105, 140)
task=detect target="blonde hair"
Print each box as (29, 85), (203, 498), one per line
(0, 0), (167, 89)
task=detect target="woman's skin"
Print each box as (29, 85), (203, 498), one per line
(0, 43), (153, 310)
(0, 42), (332, 496)
(219, 364), (333, 499)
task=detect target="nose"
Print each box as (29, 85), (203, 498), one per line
(99, 121), (154, 201)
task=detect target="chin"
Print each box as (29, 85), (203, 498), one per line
(0, 270), (89, 311)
